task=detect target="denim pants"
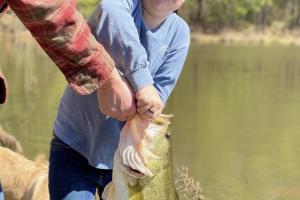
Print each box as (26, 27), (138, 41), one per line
(0, 181), (4, 200)
(49, 134), (112, 200)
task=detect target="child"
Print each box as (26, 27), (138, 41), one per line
(49, 0), (189, 199)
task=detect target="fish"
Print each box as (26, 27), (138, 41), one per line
(102, 114), (178, 200)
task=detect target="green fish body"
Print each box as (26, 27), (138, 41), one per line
(102, 114), (178, 200)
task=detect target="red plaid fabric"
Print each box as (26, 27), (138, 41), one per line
(0, 1), (8, 17)
(0, 0), (115, 96)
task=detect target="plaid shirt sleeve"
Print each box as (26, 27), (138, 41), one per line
(0, 0), (115, 95)
(0, 0), (8, 17)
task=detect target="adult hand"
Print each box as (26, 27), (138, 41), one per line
(135, 85), (164, 119)
(97, 68), (136, 121)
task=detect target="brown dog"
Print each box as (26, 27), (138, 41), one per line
(0, 129), (100, 200)
(0, 146), (49, 200)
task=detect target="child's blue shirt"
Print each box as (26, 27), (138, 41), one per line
(53, 0), (190, 169)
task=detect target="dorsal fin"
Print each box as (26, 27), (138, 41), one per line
(175, 167), (204, 200)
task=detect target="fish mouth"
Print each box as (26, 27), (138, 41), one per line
(119, 144), (154, 177)
(123, 163), (146, 178)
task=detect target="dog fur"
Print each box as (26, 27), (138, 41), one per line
(0, 147), (49, 200)
(0, 129), (101, 200)
(0, 126), (49, 200)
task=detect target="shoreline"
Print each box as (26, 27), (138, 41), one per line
(2, 13), (300, 47)
(3, 30), (300, 48)
(191, 29), (300, 47)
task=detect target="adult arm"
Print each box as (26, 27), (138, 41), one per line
(6, 0), (113, 94)
(0, 0), (135, 120)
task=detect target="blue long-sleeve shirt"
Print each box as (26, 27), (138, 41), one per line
(53, 0), (190, 169)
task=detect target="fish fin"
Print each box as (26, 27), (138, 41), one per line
(175, 167), (204, 200)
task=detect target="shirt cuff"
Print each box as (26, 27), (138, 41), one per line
(125, 66), (154, 92)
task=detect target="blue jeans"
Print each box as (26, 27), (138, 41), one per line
(49, 134), (112, 200)
(0, 181), (4, 200)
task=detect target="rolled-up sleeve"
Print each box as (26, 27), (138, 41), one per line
(1, 0), (115, 95)
(91, 0), (154, 92)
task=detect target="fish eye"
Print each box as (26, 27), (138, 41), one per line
(165, 131), (171, 139)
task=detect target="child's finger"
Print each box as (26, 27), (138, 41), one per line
(148, 103), (163, 119)
(136, 98), (148, 107)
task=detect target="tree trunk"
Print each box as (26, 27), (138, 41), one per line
(257, 6), (268, 29)
(196, 0), (203, 22)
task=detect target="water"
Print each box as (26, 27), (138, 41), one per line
(1, 34), (300, 200)
(0, 33), (66, 156)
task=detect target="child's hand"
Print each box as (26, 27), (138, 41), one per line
(135, 85), (164, 119)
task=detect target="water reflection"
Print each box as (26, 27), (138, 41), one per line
(166, 45), (300, 200)
(0, 33), (66, 157)
(1, 34), (300, 199)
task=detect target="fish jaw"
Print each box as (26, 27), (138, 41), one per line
(120, 143), (154, 177)
(118, 114), (172, 178)
(119, 123), (154, 177)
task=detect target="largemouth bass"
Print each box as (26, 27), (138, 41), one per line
(102, 114), (178, 200)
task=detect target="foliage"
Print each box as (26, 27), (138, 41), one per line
(180, 0), (300, 31)
(76, 0), (300, 31)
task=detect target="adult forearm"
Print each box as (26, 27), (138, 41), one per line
(2, 0), (115, 95)
(0, 0), (136, 120)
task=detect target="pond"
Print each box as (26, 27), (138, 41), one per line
(1, 34), (300, 200)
